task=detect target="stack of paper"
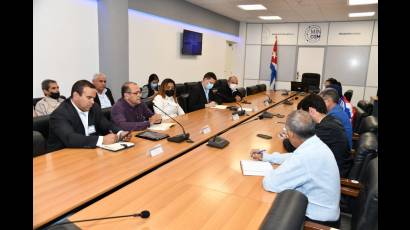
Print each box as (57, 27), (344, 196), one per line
(101, 142), (134, 152)
(148, 123), (175, 131)
(210, 105), (228, 109)
(240, 160), (272, 176)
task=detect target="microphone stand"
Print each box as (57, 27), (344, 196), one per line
(153, 104), (192, 143)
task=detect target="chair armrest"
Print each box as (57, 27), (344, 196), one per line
(352, 132), (360, 141)
(304, 221), (334, 230)
(341, 186), (360, 198)
(341, 178), (361, 189)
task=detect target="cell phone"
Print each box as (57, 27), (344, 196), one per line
(119, 131), (131, 141)
(257, 134), (272, 139)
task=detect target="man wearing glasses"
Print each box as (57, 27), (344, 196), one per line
(111, 82), (162, 131)
(92, 72), (115, 109)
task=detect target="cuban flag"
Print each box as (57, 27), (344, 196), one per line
(270, 36), (278, 90)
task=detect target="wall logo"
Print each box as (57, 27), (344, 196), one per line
(304, 25), (321, 43)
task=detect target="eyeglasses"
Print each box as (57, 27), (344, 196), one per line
(126, 91), (141, 95)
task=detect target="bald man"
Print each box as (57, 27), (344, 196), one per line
(214, 76), (243, 103)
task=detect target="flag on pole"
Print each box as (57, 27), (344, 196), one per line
(270, 36), (278, 90)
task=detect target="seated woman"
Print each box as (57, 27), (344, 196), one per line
(141, 73), (159, 100)
(153, 78), (185, 120)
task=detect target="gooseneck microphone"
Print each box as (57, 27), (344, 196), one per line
(153, 104), (192, 143)
(233, 102), (246, 116)
(264, 94), (274, 104)
(51, 210), (150, 227)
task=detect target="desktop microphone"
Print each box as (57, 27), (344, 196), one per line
(152, 104), (192, 143)
(233, 102), (246, 116)
(264, 94), (274, 104)
(51, 210), (150, 226)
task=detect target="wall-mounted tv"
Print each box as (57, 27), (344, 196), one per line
(181, 29), (202, 55)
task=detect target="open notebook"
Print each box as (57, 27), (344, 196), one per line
(100, 142), (134, 152)
(240, 160), (272, 176)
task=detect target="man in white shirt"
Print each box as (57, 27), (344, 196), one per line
(92, 73), (115, 108)
(35, 79), (64, 116)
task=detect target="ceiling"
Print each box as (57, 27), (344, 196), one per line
(185, 0), (378, 23)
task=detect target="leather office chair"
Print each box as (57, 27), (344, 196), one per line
(177, 93), (189, 113)
(33, 115), (50, 139)
(33, 97), (43, 107)
(344, 90), (353, 102)
(142, 97), (154, 113)
(215, 79), (228, 88)
(348, 132), (378, 181)
(33, 130), (47, 157)
(301, 73), (320, 93)
(175, 83), (187, 97)
(358, 116), (378, 135)
(256, 84), (267, 92)
(246, 85), (258, 95)
(353, 107), (369, 133)
(184, 81), (200, 93)
(260, 189), (308, 230)
(237, 87), (246, 97)
(357, 100), (373, 115)
(101, 107), (112, 121)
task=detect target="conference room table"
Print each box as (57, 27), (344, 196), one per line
(66, 94), (305, 229)
(33, 90), (298, 229)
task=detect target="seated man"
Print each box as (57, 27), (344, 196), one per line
(111, 82), (162, 131)
(188, 72), (218, 112)
(92, 72), (115, 108)
(319, 88), (353, 150)
(35, 79), (64, 116)
(251, 110), (340, 228)
(281, 94), (353, 177)
(214, 76), (243, 103)
(48, 80), (130, 152)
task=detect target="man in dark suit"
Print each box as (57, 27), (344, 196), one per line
(48, 80), (131, 152)
(92, 73), (115, 108)
(214, 76), (243, 103)
(187, 72), (218, 112)
(280, 94), (353, 177)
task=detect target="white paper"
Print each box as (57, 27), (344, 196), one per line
(240, 160), (272, 176)
(232, 114), (239, 121)
(210, 105), (228, 109)
(238, 107), (253, 112)
(200, 125), (211, 134)
(149, 144), (164, 157)
(101, 142), (134, 151)
(148, 123), (175, 131)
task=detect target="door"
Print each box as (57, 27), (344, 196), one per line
(296, 47), (325, 84)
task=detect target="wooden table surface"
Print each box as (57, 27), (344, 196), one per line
(67, 95), (304, 230)
(33, 91), (297, 229)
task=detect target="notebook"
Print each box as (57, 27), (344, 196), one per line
(240, 160), (272, 176)
(135, 131), (169, 141)
(100, 142), (135, 152)
(210, 105), (228, 109)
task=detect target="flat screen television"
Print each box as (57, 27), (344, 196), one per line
(181, 29), (202, 55)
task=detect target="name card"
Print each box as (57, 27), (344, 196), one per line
(200, 125), (211, 134)
(149, 144), (164, 157)
(232, 114), (239, 121)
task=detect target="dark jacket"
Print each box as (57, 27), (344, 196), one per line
(187, 82), (217, 112)
(214, 84), (243, 103)
(93, 87), (115, 107)
(47, 98), (120, 152)
(283, 115), (353, 177)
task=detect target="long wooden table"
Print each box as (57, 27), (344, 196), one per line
(67, 95), (304, 229)
(33, 91), (297, 229)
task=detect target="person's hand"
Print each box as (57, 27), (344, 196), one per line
(250, 149), (264, 161)
(103, 133), (117, 144)
(235, 95), (241, 102)
(119, 131), (132, 142)
(149, 114), (162, 124)
(278, 128), (288, 140)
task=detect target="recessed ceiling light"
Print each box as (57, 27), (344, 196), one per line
(259, 16), (282, 20)
(237, 4), (267, 10)
(349, 12), (375, 17)
(348, 0), (378, 6)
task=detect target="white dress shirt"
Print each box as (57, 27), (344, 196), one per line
(153, 95), (185, 120)
(97, 88), (112, 109)
(71, 100), (104, 146)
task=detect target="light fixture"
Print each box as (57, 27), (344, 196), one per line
(259, 16), (282, 20)
(349, 12), (375, 17)
(237, 4), (267, 10)
(348, 0), (378, 5)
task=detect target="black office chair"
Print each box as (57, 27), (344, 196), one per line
(177, 93), (189, 113)
(260, 189), (308, 230)
(357, 100), (373, 115)
(33, 131), (47, 157)
(344, 90), (353, 102)
(215, 79), (228, 89)
(301, 73), (320, 93)
(33, 115), (50, 139)
(358, 116), (378, 135)
(175, 83), (187, 97)
(142, 97), (154, 113)
(256, 84), (267, 92)
(184, 81), (200, 93)
(246, 85), (258, 95)
(348, 132), (378, 181)
(101, 107), (112, 121)
(237, 87), (246, 98)
(353, 107), (369, 133)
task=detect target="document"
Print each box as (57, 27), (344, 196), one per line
(100, 142), (135, 152)
(240, 160), (272, 176)
(210, 105), (228, 109)
(238, 107), (253, 112)
(148, 122), (175, 131)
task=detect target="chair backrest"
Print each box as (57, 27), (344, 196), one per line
(344, 90), (353, 102)
(33, 97), (43, 107)
(301, 73), (320, 93)
(358, 116), (378, 135)
(184, 81), (200, 94)
(348, 132), (378, 181)
(142, 97), (154, 113)
(357, 100), (373, 115)
(177, 93), (189, 113)
(33, 115), (50, 139)
(351, 157), (378, 230)
(353, 107), (369, 133)
(237, 87), (246, 97)
(246, 85), (259, 95)
(101, 107), (112, 121)
(259, 189), (308, 230)
(256, 84), (267, 92)
(33, 131), (47, 157)
(175, 83), (187, 97)
(215, 79), (228, 89)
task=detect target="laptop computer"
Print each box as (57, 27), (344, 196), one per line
(291, 81), (308, 92)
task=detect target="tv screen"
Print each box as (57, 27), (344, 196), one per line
(182, 30), (202, 55)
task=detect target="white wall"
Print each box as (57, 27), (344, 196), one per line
(128, 9), (240, 86)
(33, 0), (99, 98)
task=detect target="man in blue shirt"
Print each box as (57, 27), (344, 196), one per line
(250, 110), (341, 228)
(319, 88), (353, 149)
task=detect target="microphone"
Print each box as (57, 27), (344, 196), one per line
(51, 210), (150, 226)
(232, 102), (246, 116)
(264, 94), (274, 104)
(153, 104), (192, 143)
